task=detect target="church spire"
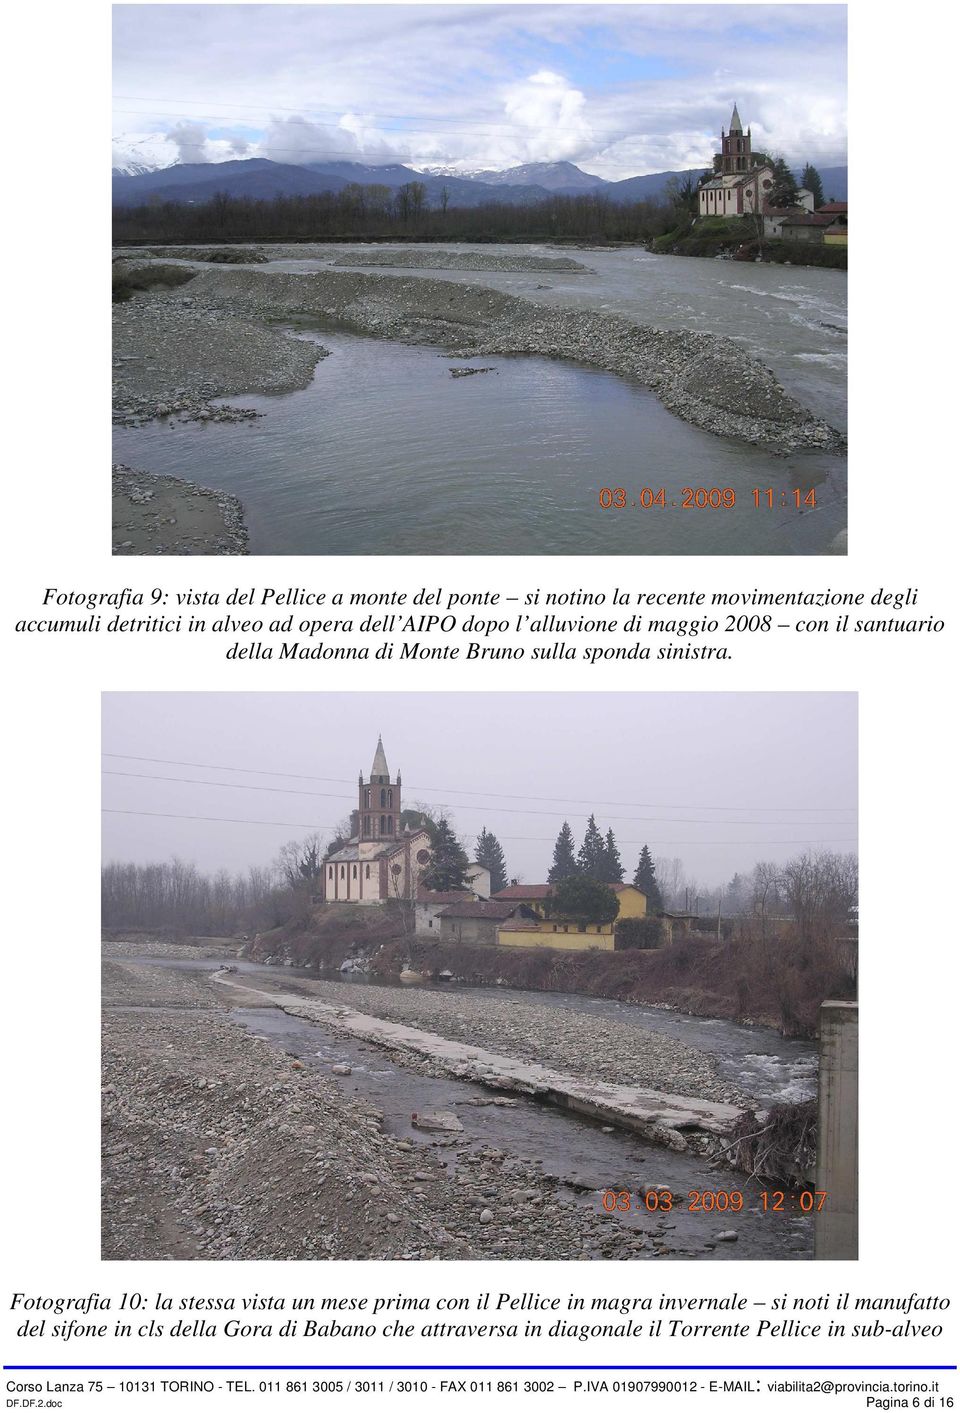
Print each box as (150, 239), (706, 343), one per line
(370, 734), (389, 781)
(729, 103), (743, 133)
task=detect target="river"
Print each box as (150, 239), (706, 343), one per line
(113, 243), (846, 556)
(121, 953), (817, 1260)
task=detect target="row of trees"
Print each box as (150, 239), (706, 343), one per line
(547, 817), (664, 907)
(113, 186), (685, 246)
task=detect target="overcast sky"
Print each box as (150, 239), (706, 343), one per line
(101, 693), (857, 888)
(112, 5), (847, 179)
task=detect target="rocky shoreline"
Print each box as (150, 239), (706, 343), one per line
(113, 261), (843, 455)
(330, 250), (589, 273)
(112, 464), (248, 555)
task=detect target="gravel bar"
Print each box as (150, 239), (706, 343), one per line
(140, 264), (844, 454)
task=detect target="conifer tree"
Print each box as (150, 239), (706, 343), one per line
(801, 163), (825, 208)
(600, 827), (625, 884)
(548, 822), (579, 883)
(577, 814), (607, 880)
(421, 816), (470, 892)
(633, 844), (664, 911)
(770, 156), (800, 208)
(475, 827), (508, 896)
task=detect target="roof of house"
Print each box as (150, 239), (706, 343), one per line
(493, 883), (552, 900)
(416, 889), (475, 905)
(438, 900), (521, 921)
(818, 201), (848, 213)
(612, 883), (645, 895)
(780, 212), (834, 227)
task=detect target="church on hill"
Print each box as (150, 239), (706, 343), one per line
(698, 104), (776, 217)
(322, 735), (489, 906)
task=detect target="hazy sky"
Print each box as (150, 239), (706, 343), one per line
(101, 693), (857, 888)
(112, 5), (847, 179)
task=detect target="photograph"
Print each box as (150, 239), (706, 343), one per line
(112, 4), (848, 557)
(102, 692), (858, 1262)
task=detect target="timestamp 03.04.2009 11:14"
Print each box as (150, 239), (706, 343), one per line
(597, 487), (819, 510)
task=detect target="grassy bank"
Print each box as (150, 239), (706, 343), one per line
(655, 216), (846, 270)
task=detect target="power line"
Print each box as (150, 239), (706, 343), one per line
(101, 754), (854, 815)
(102, 769), (852, 830)
(101, 808), (857, 848)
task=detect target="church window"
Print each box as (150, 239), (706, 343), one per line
(365, 864), (370, 879)
(352, 865), (357, 879)
(387, 816), (393, 834)
(328, 866), (333, 879)
(381, 815), (386, 833)
(365, 788), (371, 807)
(380, 788), (386, 807)
(340, 866), (345, 879)
(388, 789), (393, 807)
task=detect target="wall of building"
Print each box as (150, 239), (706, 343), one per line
(815, 1000), (858, 1260)
(498, 921), (616, 951)
(439, 916), (500, 946)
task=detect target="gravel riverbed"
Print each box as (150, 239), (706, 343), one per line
(268, 976), (746, 1107)
(102, 957), (665, 1261)
(113, 261), (843, 455)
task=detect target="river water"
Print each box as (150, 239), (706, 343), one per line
(113, 243), (846, 556)
(121, 954), (816, 1260)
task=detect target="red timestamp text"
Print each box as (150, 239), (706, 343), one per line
(597, 487), (818, 510)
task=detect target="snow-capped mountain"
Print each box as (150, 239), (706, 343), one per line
(111, 132), (180, 176)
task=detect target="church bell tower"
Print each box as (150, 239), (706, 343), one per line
(357, 735), (402, 857)
(721, 103), (752, 174)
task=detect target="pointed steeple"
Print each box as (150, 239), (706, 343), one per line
(729, 103), (743, 133)
(370, 734), (389, 781)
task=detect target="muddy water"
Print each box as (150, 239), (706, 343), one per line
(112, 328), (843, 556)
(119, 955), (814, 1259)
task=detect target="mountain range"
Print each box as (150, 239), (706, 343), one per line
(111, 155), (848, 208)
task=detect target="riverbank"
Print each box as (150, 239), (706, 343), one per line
(101, 949), (731, 1260)
(112, 464), (248, 555)
(250, 912), (849, 1039)
(113, 260), (843, 455)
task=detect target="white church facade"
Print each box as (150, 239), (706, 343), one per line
(698, 104), (775, 217)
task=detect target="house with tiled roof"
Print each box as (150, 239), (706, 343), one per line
(492, 881), (649, 952)
(436, 898), (538, 946)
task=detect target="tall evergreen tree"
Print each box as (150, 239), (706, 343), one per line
(548, 822), (579, 883)
(577, 814), (607, 880)
(801, 163), (825, 208)
(633, 844), (664, 911)
(420, 816), (470, 892)
(770, 156), (800, 208)
(475, 827), (508, 896)
(599, 827), (625, 884)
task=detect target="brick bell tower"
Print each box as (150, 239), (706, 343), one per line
(357, 734), (402, 858)
(721, 103), (752, 174)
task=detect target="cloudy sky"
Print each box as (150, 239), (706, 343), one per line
(112, 5), (847, 179)
(101, 693), (857, 889)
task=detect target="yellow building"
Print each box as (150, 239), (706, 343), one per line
(493, 883), (647, 952)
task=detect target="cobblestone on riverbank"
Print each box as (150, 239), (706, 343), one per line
(330, 250), (590, 273)
(112, 464), (248, 555)
(102, 958), (656, 1261)
(113, 275), (326, 426)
